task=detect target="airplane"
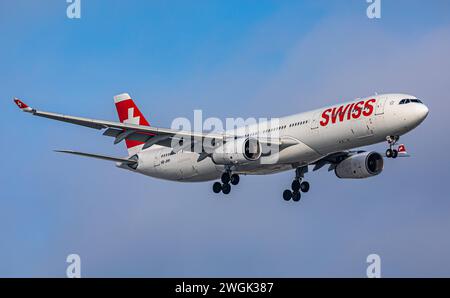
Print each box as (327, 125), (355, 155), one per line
(13, 93), (428, 202)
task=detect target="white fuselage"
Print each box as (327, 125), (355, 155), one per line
(126, 93), (428, 182)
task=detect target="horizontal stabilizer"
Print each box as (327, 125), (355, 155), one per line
(54, 150), (137, 165)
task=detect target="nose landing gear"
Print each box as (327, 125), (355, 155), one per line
(212, 171), (240, 195)
(283, 166), (310, 202)
(386, 136), (400, 159)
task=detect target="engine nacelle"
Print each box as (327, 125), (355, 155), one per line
(335, 151), (384, 179)
(212, 137), (262, 165)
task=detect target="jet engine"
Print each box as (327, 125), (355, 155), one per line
(212, 137), (262, 165)
(335, 151), (384, 179)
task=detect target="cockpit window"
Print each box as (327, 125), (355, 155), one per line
(399, 98), (423, 105)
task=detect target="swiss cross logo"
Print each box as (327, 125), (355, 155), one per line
(124, 107), (140, 125)
(14, 99), (27, 109)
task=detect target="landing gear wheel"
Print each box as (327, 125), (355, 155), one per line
(292, 191), (301, 202)
(230, 174), (240, 185)
(392, 149), (398, 159)
(386, 136), (400, 159)
(221, 172), (231, 184)
(222, 183), (231, 195)
(386, 149), (393, 158)
(283, 190), (292, 201)
(291, 180), (301, 192)
(212, 182), (222, 194)
(300, 181), (310, 193)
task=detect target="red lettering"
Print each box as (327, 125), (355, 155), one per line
(320, 99), (375, 127)
(330, 107), (337, 124)
(339, 104), (351, 122)
(331, 106), (341, 124)
(331, 104), (352, 124)
(363, 99), (376, 117)
(320, 108), (332, 126)
(352, 101), (364, 119)
(347, 103), (355, 120)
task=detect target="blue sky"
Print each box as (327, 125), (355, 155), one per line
(1, 0), (450, 277)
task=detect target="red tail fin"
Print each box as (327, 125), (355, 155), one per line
(114, 93), (150, 154)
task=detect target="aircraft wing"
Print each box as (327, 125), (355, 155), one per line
(13, 98), (226, 150)
(54, 150), (138, 165)
(312, 151), (353, 172)
(13, 98), (297, 152)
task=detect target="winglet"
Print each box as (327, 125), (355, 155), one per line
(13, 97), (33, 112)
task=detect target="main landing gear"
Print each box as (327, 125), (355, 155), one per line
(385, 136), (400, 159)
(212, 171), (240, 195)
(283, 166), (310, 202)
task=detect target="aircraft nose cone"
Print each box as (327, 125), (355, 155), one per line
(417, 104), (429, 122)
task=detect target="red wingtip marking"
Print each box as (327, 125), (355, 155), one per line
(14, 98), (29, 109)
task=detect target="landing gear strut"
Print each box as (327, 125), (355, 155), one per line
(212, 171), (240, 195)
(386, 136), (400, 159)
(283, 166), (310, 202)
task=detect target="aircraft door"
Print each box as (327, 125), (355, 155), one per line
(310, 112), (320, 131)
(375, 97), (387, 115)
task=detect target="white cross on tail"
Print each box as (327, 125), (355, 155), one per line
(124, 107), (140, 125)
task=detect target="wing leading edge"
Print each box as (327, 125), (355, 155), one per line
(13, 97), (225, 151)
(13, 97), (299, 154)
